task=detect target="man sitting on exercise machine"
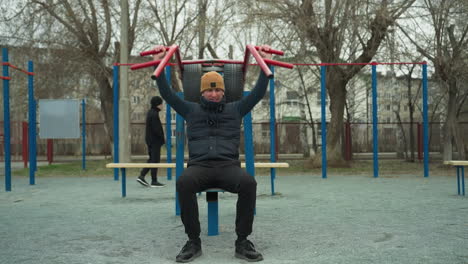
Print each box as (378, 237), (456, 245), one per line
(151, 44), (271, 262)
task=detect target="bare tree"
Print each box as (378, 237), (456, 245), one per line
(21, 0), (144, 150)
(243, 0), (416, 165)
(398, 0), (468, 160)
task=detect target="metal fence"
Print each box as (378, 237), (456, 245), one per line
(1, 121), (467, 161)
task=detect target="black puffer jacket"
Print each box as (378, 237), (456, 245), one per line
(155, 71), (269, 166)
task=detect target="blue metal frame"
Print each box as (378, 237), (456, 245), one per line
(371, 64), (379, 178)
(28, 60), (35, 185)
(113, 65), (119, 181)
(121, 168), (127, 197)
(82, 99), (86, 170)
(2, 48), (11, 191)
(165, 66), (173, 180)
(32, 99), (37, 173)
(422, 63), (429, 177)
(269, 66), (277, 195)
(175, 92), (185, 216)
(456, 166), (465, 196)
(320, 65), (327, 179)
(243, 91), (255, 178)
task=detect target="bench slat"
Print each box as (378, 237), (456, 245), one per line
(444, 160), (468, 166)
(106, 162), (289, 169)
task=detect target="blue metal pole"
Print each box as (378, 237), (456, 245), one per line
(243, 91), (255, 178)
(268, 66), (276, 195)
(371, 63), (379, 178)
(32, 99), (37, 173)
(121, 168), (126, 197)
(113, 65), (119, 181)
(320, 65), (327, 179)
(28, 60), (35, 185)
(82, 99), (86, 170)
(462, 166), (465, 196)
(422, 63), (429, 177)
(165, 66), (173, 180)
(175, 92), (185, 216)
(2, 48), (11, 191)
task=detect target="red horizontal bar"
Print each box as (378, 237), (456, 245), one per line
(140, 47), (171, 57)
(0, 76), (11, 80)
(292, 62), (427, 66)
(263, 59), (294, 69)
(254, 46), (284, 56)
(2, 62), (34, 75)
(130, 60), (162, 70)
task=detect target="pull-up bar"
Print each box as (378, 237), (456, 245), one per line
(2, 62), (35, 75)
(292, 61), (427, 66)
(2, 48), (37, 192)
(315, 61), (429, 179)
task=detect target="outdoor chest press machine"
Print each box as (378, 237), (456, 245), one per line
(110, 44), (293, 236)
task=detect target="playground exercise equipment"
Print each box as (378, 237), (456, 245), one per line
(2, 48), (88, 193)
(444, 160), (467, 196)
(112, 44), (293, 184)
(2, 48), (36, 192)
(132, 47), (429, 180)
(114, 45), (431, 178)
(139, 44), (293, 217)
(110, 44), (293, 235)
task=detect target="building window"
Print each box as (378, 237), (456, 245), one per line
(261, 123), (270, 138)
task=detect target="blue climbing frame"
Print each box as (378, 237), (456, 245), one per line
(318, 61), (429, 178)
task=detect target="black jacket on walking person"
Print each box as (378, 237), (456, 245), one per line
(137, 96), (166, 188)
(145, 96), (165, 146)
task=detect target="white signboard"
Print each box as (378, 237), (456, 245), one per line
(39, 99), (80, 139)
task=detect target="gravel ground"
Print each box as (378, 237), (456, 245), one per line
(1, 171), (467, 264)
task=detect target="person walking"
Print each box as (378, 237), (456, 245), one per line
(137, 96), (166, 188)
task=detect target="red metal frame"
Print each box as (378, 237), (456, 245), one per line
(133, 44), (294, 79)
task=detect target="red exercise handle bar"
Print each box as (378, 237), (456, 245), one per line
(152, 45), (183, 78)
(254, 46), (284, 56)
(263, 58), (294, 69)
(247, 45), (272, 77)
(139, 47), (170, 57)
(131, 45), (184, 78)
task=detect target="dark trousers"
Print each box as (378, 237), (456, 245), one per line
(176, 165), (257, 240)
(140, 144), (161, 183)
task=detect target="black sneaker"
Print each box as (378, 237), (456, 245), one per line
(150, 181), (165, 188)
(136, 176), (149, 187)
(235, 239), (263, 262)
(176, 239), (202, 263)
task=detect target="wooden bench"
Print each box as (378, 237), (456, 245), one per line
(444, 160), (467, 196)
(106, 162), (289, 235)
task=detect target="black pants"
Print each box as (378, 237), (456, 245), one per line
(140, 144), (161, 183)
(176, 165), (257, 240)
